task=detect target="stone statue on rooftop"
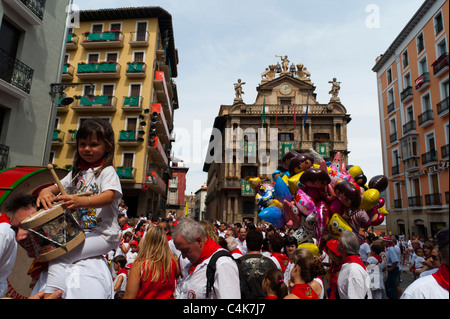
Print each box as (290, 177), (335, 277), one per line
(328, 77), (341, 102)
(234, 79), (245, 101)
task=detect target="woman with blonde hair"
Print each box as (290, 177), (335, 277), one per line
(124, 225), (179, 299)
(285, 248), (326, 299)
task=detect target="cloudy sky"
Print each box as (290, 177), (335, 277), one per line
(73, 0), (425, 194)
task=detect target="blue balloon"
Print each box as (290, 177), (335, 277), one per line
(274, 177), (292, 202)
(258, 206), (284, 229)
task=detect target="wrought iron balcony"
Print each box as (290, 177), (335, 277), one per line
(441, 144), (449, 159)
(19, 0), (46, 20)
(0, 48), (34, 96)
(432, 53), (449, 77)
(421, 149), (437, 165)
(425, 193), (442, 206)
(394, 199), (403, 209)
(403, 120), (416, 135)
(400, 86), (413, 103)
(415, 72), (430, 91)
(418, 109), (434, 127)
(390, 131), (397, 144)
(391, 164), (400, 176)
(129, 31), (150, 47)
(0, 144), (9, 170)
(387, 101), (395, 114)
(408, 196), (422, 207)
(437, 96), (449, 117)
(3, 0), (46, 24)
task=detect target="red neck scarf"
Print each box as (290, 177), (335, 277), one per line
(272, 252), (289, 272)
(371, 254), (382, 264)
(189, 237), (222, 274)
(265, 295), (278, 299)
(342, 255), (366, 270)
(116, 268), (128, 276)
(291, 284), (319, 299)
(80, 159), (104, 171)
(0, 214), (11, 224)
(432, 264), (449, 291)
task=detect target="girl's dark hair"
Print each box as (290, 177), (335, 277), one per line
(300, 168), (331, 185)
(263, 268), (288, 299)
(288, 154), (314, 176)
(281, 150), (299, 165)
(269, 233), (285, 253)
(334, 181), (361, 208)
(73, 118), (115, 178)
(113, 255), (127, 268)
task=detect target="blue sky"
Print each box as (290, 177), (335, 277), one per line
(73, 0), (425, 194)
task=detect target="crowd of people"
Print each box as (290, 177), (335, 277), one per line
(0, 118), (447, 300)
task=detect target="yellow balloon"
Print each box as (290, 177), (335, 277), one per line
(288, 172), (303, 194)
(378, 206), (389, 215)
(298, 243), (320, 256)
(348, 166), (363, 179)
(360, 189), (380, 211)
(327, 213), (352, 238)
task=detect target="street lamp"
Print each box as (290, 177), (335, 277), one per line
(49, 82), (95, 104)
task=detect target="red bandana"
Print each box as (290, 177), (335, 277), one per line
(371, 254), (383, 264)
(189, 237), (222, 274)
(116, 268), (128, 276)
(291, 284), (319, 299)
(432, 264), (449, 291)
(80, 159), (105, 171)
(0, 214), (11, 224)
(342, 255), (366, 270)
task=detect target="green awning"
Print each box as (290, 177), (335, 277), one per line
(78, 62), (117, 73)
(124, 96), (139, 106)
(52, 130), (59, 141)
(87, 32), (117, 41)
(80, 95), (109, 105)
(67, 33), (74, 42)
(119, 130), (135, 141)
(116, 167), (133, 178)
(127, 62), (144, 72)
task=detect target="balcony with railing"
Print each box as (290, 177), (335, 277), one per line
(153, 71), (173, 122)
(66, 33), (78, 50)
(72, 95), (117, 112)
(391, 164), (400, 176)
(76, 62), (121, 79)
(145, 170), (167, 194)
(117, 130), (143, 146)
(3, 0), (46, 25)
(418, 109), (434, 127)
(387, 101), (395, 114)
(421, 149), (438, 166)
(394, 199), (403, 209)
(80, 31), (124, 49)
(52, 130), (65, 146)
(408, 196), (422, 207)
(425, 193), (442, 206)
(116, 167), (136, 181)
(400, 86), (413, 103)
(441, 144), (449, 159)
(403, 120), (416, 135)
(148, 137), (169, 167)
(66, 130), (77, 146)
(125, 62), (146, 78)
(437, 97), (449, 117)
(0, 144), (9, 171)
(390, 131), (398, 144)
(61, 63), (75, 81)
(122, 96), (143, 112)
(0, 48), (34, 98)
(432, 53), (449, 77)
(222, 178), (241, 189)
(129, 31), (150, 47)
(415, 72), (430, 91)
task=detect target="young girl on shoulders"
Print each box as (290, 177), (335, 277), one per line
(37, 119), (122, 298)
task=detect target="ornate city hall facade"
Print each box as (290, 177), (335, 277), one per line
(203, 57), (352, 223)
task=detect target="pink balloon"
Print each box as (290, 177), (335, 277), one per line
(371, 211), (385, 226)
(377, 198), (385, 208)
(315, 201), (329, 244)
(295, 188), (316, 216)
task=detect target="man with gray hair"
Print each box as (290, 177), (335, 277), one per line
(173, 218), (241, 299)
(337, 230), (372, 299)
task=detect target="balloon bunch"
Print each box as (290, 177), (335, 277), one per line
(249, 150), (389, 245)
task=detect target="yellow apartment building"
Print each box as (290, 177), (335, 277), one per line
(51, 7), (179, 218)
(373, 0), (448, 238)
